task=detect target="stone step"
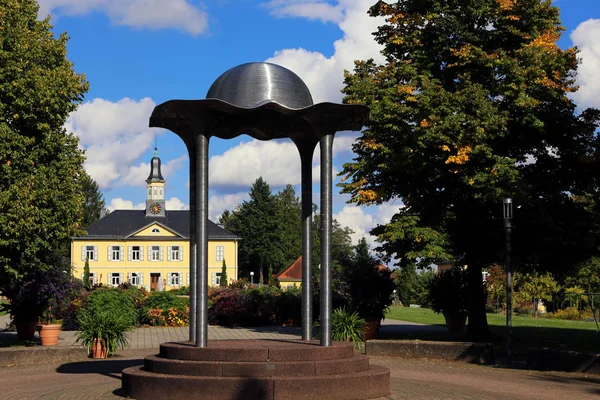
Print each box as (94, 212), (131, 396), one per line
(122, 364), (390, 400)
(144, 353), (371, 377)
(159, 339), (355, 362)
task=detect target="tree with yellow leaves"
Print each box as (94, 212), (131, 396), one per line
(340, 0), (600, 338)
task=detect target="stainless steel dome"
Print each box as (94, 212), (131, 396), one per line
(206, 62), (314, 109)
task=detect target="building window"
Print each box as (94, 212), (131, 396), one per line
(110, 273), (121, 286)
(130, 273), (140, 286)
(86, 272), (97, 286)
(86, 246), (95, 261)
(111, 246), (121, 261)
(169, 272), (181, 287)
(151, 228), (160, 233)
(131, 246), (141, 261)
(151, 245), (160, 261)
(212, 272), (222, 286)
(171, 246), (180, 261)
(216, 246), (224, 261)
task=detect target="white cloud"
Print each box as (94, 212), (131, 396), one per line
(38, 0), (209, 36)
(571, 19), (600, 109)
(65, 97), (176, 189)
(265, 0), (385, 103)
(120, 155), (187, 188)
(209, 192), (250, 222)
(261, 0), (344, 23)
(166, 197), (189, 210)
(209, 136), (355, 189)
(107, 198), (145, 211)
(334, 202), (402, 246)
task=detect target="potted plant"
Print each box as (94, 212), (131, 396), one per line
(332, 307), (366, 349)
(428, 267), (469, 333)
(76, 310), (133, 358)
(338, 241), (396, 340)
(0, 259), (82, 342)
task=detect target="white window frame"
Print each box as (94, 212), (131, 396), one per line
(169, 245), (181, 261)
(212, 272), (222, 286)
(151, 246), (160, 261)
(129, 272), (141, 286)
(131, 245), (142, 261)
(110, 245), (122, 261)
(169, 272), (182, 287)
(216, 245), (224, 262)
(151, 228), (160, 233)
(110, 272), (121, 286)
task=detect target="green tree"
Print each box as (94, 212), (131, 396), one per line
(83, 257), (90, 289)
(223, 177), (282, 282)
(516, 271), (559, 317)
(0, 0), (89, 293)
(274, 184), (302, 271)
(220, 259), (228, 287)
(80, 171), (107, 228)
(340, 0), (600, 337)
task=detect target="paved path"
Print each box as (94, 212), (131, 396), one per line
(0, 315), (443, 349)
(0, 352), (598, 399)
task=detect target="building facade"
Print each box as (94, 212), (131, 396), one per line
(71, 150), (239, 290)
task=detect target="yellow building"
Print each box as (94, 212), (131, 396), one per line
(71, 150), (239, 290)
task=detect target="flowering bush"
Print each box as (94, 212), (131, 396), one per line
(1, 259), (83, 324)
(140, 291), (188, 326)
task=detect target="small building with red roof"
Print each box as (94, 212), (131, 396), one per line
(275, 256), (303, 290)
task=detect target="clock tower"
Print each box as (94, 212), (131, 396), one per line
(145, 148), (166, 217)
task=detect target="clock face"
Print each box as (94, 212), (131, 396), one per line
(150, 202), (161, 214)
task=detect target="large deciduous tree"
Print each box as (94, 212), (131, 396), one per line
(0, 1), (89, 287)
(340, 0), (600, 337)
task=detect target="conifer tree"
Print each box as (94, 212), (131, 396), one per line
(220, 259), (228, 287)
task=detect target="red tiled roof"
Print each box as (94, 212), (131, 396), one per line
(275, 256), (303, 281)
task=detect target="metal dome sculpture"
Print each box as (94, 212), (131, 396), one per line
(149, 62), (369, 348)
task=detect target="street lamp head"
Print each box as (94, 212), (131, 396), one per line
(503, 198), (513, 220)
(250, 272), (254, 276)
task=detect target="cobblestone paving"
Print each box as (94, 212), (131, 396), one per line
(1, 352), (599, 399)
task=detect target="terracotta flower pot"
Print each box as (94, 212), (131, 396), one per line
(38, 323), (61, 346)
(91, 338), (108, 359)
(443, 313), (467, 334)
(15, 320), (38, 341)
(363, 319), (381, 341)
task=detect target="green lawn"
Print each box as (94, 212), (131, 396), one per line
(385, 306), (600, 356)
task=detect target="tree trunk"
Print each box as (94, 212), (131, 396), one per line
(467, 261), (489, 339)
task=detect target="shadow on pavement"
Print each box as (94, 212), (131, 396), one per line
(56, 358), (143, 380)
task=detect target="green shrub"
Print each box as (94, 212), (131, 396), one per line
(332, 307), (366, 349)
(549, 308), (584, 320)
(169, 286), (190, 296)
(428, 267), (468, 318)
(141, 291), (188, 325)
(83, 287), (138, 326)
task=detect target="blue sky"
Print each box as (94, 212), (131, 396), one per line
(41, 0), (600, 246)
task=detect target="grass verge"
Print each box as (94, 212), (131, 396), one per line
(385, 306), (600, 357)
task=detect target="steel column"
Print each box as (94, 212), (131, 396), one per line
(299, 144), (314, 341)
(504, 217), (513, 363)
(188, 145), (197, 342)
(195, 133), (210, 347)
(320, 133), (333, 346)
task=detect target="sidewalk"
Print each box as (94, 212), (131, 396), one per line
(0, 315), (443, 349)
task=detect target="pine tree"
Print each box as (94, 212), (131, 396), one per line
(220, 259), (228, 287)
(83, 257), (90, 289)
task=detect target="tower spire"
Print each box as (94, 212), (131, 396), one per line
(146, 142), (166, 217)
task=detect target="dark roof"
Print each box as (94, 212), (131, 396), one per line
(77, 210), (239, 240)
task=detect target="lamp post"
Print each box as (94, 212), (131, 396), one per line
(250, 271), (254, 285)
(503, 198), (513, 364)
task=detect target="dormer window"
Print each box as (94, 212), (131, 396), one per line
(152, 228), (160, 233)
